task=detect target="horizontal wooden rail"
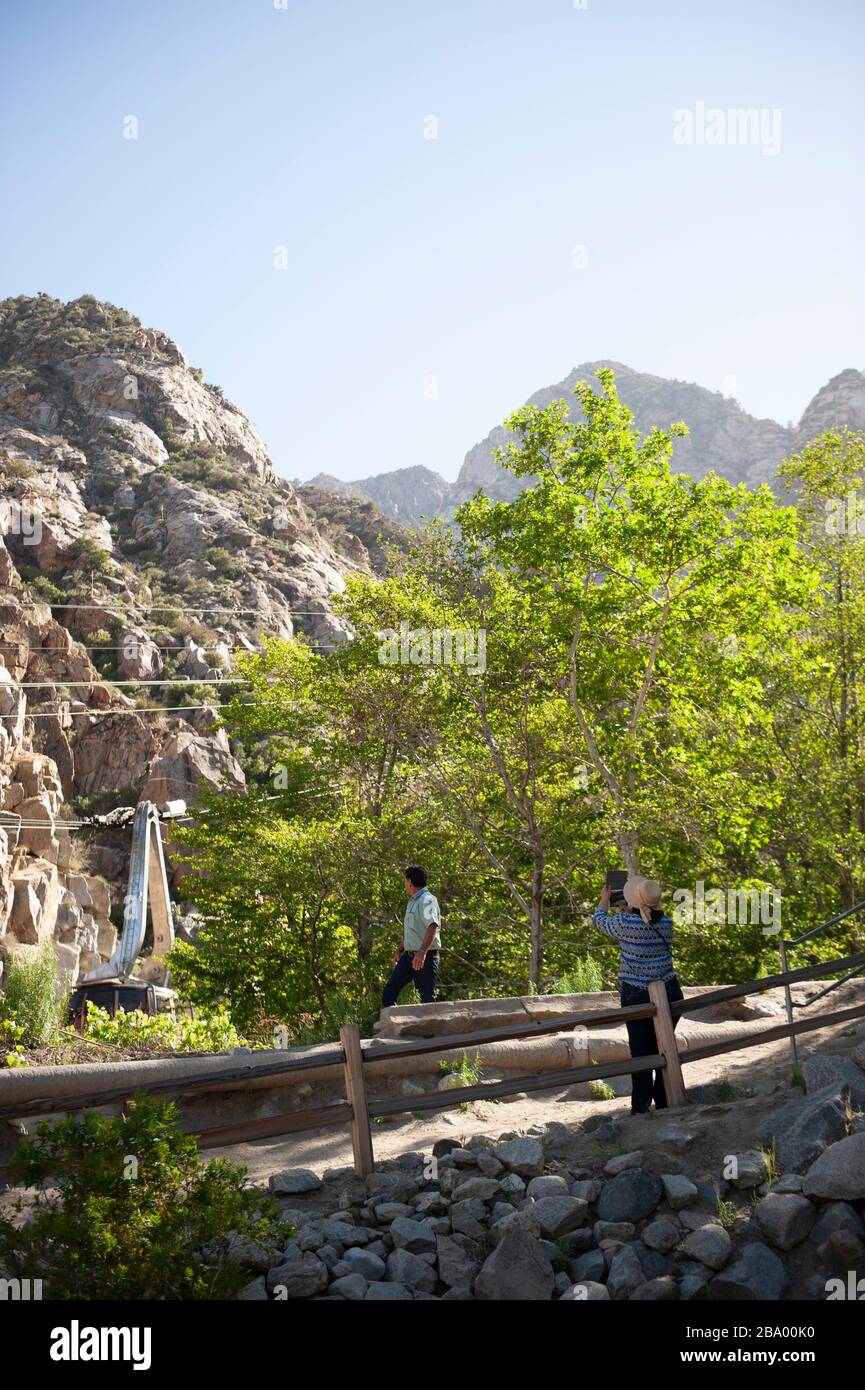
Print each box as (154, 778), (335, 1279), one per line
(682, 1000), (865, 1065)
(0, 1047), (347, 1123)
(366, 1054), (666, 1118)
(671, 950), (865, 1016)
(195, 1103), (352, 1151)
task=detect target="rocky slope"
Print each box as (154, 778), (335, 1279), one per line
(316, 361), (865, 525)
(0, 293), (399, 989)
(236, 1047), (865, 1302)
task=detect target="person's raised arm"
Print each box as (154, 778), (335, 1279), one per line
(593, 882), (623, 939)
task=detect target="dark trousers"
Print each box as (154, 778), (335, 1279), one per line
(382, 950), (440, 1007)
(619, 975), (684, 1114)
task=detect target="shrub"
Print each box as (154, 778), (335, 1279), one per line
(67, 536), (112, 577)
(0, 1095), (290, 1299)
(79, 1001), (246, 1055)
(0, 947), (66, 1048)
(550, 955), (605, 994)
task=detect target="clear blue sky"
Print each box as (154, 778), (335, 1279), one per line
(2, 0), (863, 482)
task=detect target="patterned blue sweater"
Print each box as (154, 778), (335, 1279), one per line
(593, 908), (675, 988)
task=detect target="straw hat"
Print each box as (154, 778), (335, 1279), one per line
(623, 875), (662, 923)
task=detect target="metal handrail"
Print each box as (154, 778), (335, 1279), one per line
(780, 898), (865, 948)
(779, 898), (865, 1069)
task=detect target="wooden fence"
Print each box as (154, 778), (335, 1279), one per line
(1, 950), (864, 1180)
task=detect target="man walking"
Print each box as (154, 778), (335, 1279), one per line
(382, 866), (441, 1007)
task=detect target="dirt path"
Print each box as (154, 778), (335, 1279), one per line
(209, 982), (865, 1185)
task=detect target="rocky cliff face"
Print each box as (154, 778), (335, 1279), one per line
(315, 362), (865, 525)
(0, 293), (398, 989)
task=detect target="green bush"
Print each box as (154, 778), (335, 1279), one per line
(79, 1001), (246, 1054)
(0, 1095), (291, 1299)
(1, 947), (66, 1048)
(549, 956), (605, 994)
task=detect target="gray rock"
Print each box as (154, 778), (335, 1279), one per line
(604, 1150), (644, 1175)
(237, 1275), (268, 1300)
(475, 1228), (555, 1301)
(573, 1248), (606, 1283)
(266, 1252), (329, 1298)
(365, 1172), (419, 1203)
(679, 1273), (708, 1300)
(679, 1208), (715, 1231)
(559, 1281), (610, 1301)
(634, 1245), (670, 1280)
(413, 1191), (449, 1216)
(432, 1138), (460, 1157)
(810, 1200), (865, 1245)
(499, 1172), (527, 1198)
(818, 1230), (865, 1274)
(365, 1281), (412, 1300)
(606, 1245), (645, 1300)
(476, 1152), (505, 1178)
(803, 1133), (865, 1201)
(374, 1202), (414, 1223)
(661, 1174), (699, 1211)
(570, 1179), (603, 1204)
(630, 1275), (679, 1300)
(754, 1193), (816, 1250)
(268, 1167), (321, 1195)
(642, 1217), (681, 1253)
(760, 1088), (852, 1173)
(385, 1248), (437, 1293)
(493, 1138), (545, 1178)
(728, 1149), (769, 1189)
(341, 1246), (386, 1280)
(436, 1234), (481, 1288)
(389, 1216), (437, 1255)
(330, 1273), (368, 1300)
(708, 1243), (788, 1301)
(594, 1220), (636, 1243)
(452, 1176), (502, 1202)
(527, 1174), (569, 1199)
(803, 1055), (865, 1108)
(682, 1225), (732, 1271)
(596, 1169), (663, 1223)
(531, 1195), (588, 1239)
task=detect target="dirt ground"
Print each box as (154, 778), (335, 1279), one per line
(207, 979), (865, 1186)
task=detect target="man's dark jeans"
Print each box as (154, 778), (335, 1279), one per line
(382, 950), (440, 1007)
(619, 975), (684, 1114)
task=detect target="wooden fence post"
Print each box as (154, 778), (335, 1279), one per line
(340, 1023), (374, 1178)
(648, 980), (688, 1109)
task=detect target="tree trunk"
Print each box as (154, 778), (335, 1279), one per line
(617, 827), (640, 876)
(529, 852), (544, 991)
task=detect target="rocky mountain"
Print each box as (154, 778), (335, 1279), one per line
(315, 360), (865, 526)
(306, 465), (452, 530)
(0, 293), (400, 989)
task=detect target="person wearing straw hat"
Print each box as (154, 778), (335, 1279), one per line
(594, 874), (684, 1114)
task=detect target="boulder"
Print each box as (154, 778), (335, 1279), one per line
(530, 1195), (588, 1240)
(606, 1245), (645, 1300)
(267, 1167), (321, 1195)
(436, 1234), (481, 1289)
(803, 1133), (865, 1201)
(708, 1243), (788, 1301)
(753, 1193), (816, 1250)
(560, 1281), (610, 1301)
(266, 1253), (328, 1298)
(475, 1229), (554, 1301)
(385, 1248), (437, 1293)
(492, 1138), (545, 1178)
(760, 1087), (857, 1173)
(596, 1169), (663, 1223)
(682, 1225), (732, 1271)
